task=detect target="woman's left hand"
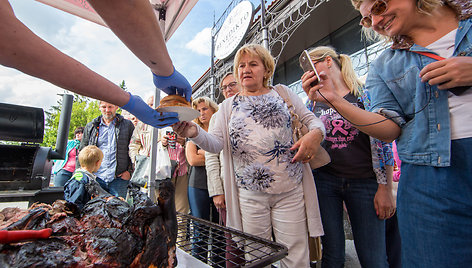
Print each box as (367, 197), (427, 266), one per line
(290, 128), (323, 163)
(374, 184), (396, 220)
(420, 56), (472, 90)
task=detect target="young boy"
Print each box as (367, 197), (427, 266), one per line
(64, 145), (103, 209)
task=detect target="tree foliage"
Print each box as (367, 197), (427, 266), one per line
(42, 93), (100, 148)
(43, 81), (128, 148)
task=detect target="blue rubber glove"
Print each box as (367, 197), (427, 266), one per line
(152, 67), (192, 102)
(121, 93), (179, 128)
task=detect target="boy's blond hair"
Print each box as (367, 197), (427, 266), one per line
(79, 145), (103, 170)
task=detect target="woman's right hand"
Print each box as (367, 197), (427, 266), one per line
(301, 71), (340, 105)
(172, 121), (198, 138)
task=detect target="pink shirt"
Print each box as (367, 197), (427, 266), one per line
(62, 148), (77, 172)
(168, 143), (188, 177)
(393, 142), (401, 182)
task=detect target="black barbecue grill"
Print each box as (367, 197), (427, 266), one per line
(0, 94), (73, 205)
(176, 213), (288, 267)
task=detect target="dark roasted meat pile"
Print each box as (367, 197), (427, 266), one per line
(0, 179), (177, 268)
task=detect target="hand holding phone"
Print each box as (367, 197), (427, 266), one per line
(166, 130), (177, 149)
(299, 50), (321, 87)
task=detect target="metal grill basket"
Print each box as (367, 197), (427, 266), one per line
(176, 213), (288, 267)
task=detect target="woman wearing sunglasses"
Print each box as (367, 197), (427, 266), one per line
(302, 0), (472, 267)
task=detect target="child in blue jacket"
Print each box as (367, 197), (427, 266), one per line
(64, 145), (104, 209)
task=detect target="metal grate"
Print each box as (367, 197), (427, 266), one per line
(176, 213), (288, 267)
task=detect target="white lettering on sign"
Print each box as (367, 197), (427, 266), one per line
(214, 1), (254, 60)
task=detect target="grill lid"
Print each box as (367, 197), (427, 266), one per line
(0, 103), (44, 143)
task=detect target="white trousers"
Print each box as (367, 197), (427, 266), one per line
(239, 183), (310, 268)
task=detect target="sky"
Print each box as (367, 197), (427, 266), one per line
(0, 0), (253, 112)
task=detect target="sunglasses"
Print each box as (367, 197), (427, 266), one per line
(360, 0), (388, 28)
(221, 81), (237, 91)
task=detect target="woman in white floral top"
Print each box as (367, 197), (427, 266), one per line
(173, 44), (325, 267)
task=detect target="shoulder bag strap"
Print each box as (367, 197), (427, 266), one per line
(410, 50), (445, 61)
(273, 85), (306, 140)
(410, 50), (468, 95)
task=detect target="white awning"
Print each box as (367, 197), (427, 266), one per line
(35, 0), (198, 41)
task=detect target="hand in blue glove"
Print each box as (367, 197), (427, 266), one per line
(152, 67), (192, 102)
(121, 93), (179, 128)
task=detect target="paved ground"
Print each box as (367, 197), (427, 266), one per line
(310, 240), (361, 268)
(345, 240), (361, 267)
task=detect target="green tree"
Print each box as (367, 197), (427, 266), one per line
(119, 80), (127, 91)
(42, 93), (100, 148)
(43, 80), (128, 148)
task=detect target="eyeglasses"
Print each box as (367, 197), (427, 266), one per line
(221, 81), (237, 91)
(360, 0), (388, 28)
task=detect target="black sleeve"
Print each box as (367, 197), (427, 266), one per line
(79, 124), (91, 151)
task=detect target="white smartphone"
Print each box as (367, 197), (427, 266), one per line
(299, 50), (321, 86)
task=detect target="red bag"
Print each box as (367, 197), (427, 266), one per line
(218, 208), (245, 267)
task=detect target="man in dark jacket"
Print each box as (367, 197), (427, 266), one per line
(80, 101), (135, 198)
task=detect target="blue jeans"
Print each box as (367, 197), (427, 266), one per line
(397, 138), (472, 267)
(313, 171), (388, 268)
(96, 177), (129, 198)
(188, 187), (213, 221)
(187, 187), (222, 264)
(54, 169), (73, 187)
(385, 212), (401, 268)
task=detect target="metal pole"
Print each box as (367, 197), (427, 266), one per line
(261, 0), (269, 50)
(148, 88), (160, 202)
(210, 14), (216, 101)
(148, 5), (167, 202)
(49, 93), (73, 160)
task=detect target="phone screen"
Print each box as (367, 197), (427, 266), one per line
(299, 50), (321, 86)
(166, 131), (176, 138)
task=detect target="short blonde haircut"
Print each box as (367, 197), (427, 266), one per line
(350, 0), (444, 41)
(308, 46), (364, 96)
(192, 97), (219, 128)
(233, 44), (275, 88)
(79, 145), (103, 170)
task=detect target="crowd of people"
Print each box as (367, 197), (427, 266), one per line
(3, 0), (471, 267)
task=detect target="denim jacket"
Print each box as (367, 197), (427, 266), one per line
(366, 18), (472, 167)
(307, 88), (394, 184)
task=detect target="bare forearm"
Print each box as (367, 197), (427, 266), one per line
(329, 97), (401, 142)
(185, 143), (205, 166)
(189, 153), (205, 166)
(88, 0), (173, 75)
(0, 6), (129, 106)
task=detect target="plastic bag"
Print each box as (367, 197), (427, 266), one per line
(155, 142), (172, 180)
(130, 155), (150, 187)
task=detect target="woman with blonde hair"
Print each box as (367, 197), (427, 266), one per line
(303, 0), (472, 266)
(173, 44), (325, 267)
(185, 96), (221, 262)
(301, 46), (395, 268)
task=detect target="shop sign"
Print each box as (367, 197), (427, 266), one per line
(214, 1), (254, 60)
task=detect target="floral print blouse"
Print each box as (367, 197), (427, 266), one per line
(229, 90), (303, 194)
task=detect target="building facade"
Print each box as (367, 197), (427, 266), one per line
(192, 0), (388, 102)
